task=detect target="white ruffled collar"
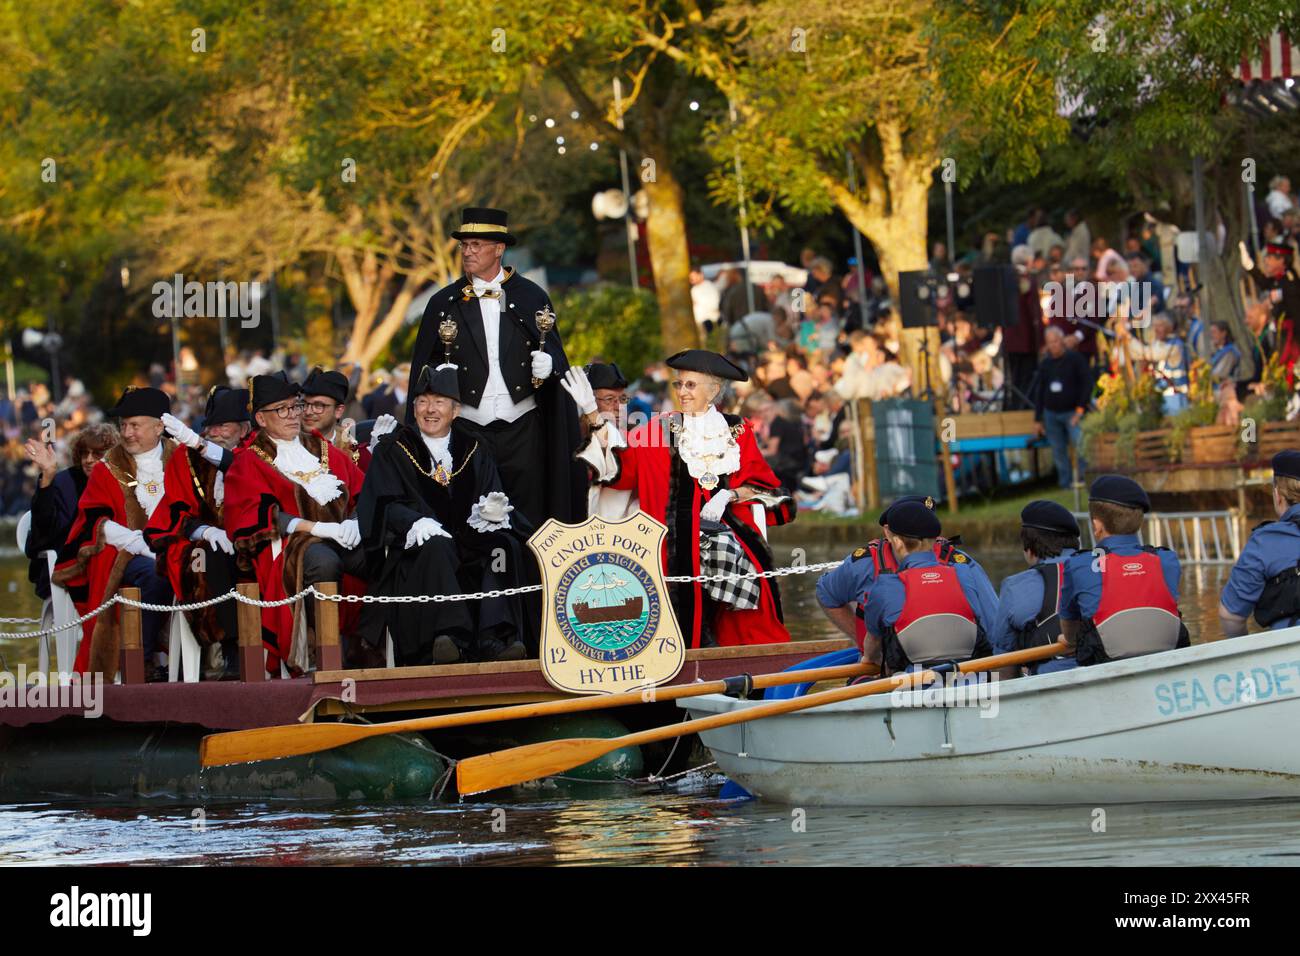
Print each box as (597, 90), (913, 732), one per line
(271, 436), (344, 506)
(675, 405), (740, 482)
(420, 431), (452, 468)
(131, 442), (165, 515)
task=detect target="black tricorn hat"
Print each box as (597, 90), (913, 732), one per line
(665, 349), (748, 382)
(204, 385), (250, 427)
(107, 386), (169, 420)
(412, 363), (461, 403)
(451, 206), (516, 247)
(302, 366), (349, 405)
(585, 362), (628, 391)
(249, 371), (301, 413)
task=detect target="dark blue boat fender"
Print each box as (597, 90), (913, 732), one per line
(763, 648), (863, 700)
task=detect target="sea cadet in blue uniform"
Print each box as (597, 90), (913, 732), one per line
(1220, 450), (1300, 636)
(816, 494), (977, 646)
(1061, 475), (1187, 665)
(860, 501), (999, 675)
(991, 500), (1081, 676)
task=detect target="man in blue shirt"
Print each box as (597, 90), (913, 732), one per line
(861, 501), (999, 674)
(1220, 450), (1300, 635)
(991, 500), (1081, 676)
(815, 494), (978, 644)
(1061, 475), (1185, 665)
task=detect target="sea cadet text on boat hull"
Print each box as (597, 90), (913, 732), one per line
(680, 625), (1300, 806)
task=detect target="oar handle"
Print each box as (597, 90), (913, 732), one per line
(616, 642), (1070, 750)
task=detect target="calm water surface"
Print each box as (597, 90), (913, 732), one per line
(0, 541), (1292, 867)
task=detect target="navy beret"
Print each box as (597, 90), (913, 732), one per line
(1088, 474), (1151, 513)
(1273, 450), (1300, 480)
(887, 500), (942, 539)
(879, 494), (936, 527)
(1020, 500), (1080, 536)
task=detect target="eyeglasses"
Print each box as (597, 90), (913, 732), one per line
(302, 401), (336, 415)
(595, 395), (629, 407)
(458, 241), (499, 253)
(264, 402), (304, 419)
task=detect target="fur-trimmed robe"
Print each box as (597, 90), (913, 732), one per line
(143, 444), (233, 647)
(584, 412), (796, 648)
(223, 429), (365, 675)
(53, 439), (179, 676)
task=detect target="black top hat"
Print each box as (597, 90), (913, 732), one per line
(249, 371), (301, 413)
(107, 386), (169, 420)
(665, 349), (749, 382)
(204, 385), (250, 427)
(451, 207), (516, 247)
(302, 366), (349, 405)
(412, 363), (461, 403)
(585, 362), (628, 391)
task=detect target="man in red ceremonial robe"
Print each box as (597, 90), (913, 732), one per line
(568, 349), (796, 648)
(301, 366), (396, 473)
(224, 372), (374, 675)
(54, 387), (177, 680)
(144, 386), (250, 679)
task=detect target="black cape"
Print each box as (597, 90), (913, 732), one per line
(407, 269), (586, 524)
(355, 424), (538, 663)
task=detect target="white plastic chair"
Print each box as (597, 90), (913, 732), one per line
(18, 511), (79, 685)
(166, 605), (202, 683)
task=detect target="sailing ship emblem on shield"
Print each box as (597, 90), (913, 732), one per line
(528, 512), (685, 695)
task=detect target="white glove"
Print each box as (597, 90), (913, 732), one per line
(1239, 240), (1254, 272)
(468, 492), (513, 532)
(531, 350), (554, 381)
(369, 414), (398, 453)
(162, 412), (203, 450)
(103, 520), (151, 556)
(201, 525), (235, 555)
(560, 367), (598, 416)
(311, 520), (361, 549)
(405, 516), (452, 549)
(700, 489), (734, 523)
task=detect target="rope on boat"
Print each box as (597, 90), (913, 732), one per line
(0, 560), (844, 640)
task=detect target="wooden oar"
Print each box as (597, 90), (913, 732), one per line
(199, 659), (877, 768)
(455, 642), (1069, 795)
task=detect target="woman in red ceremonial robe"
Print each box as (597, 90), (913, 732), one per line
(567, 349), (796, 648)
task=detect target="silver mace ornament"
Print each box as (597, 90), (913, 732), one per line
(533, 305), (557, 388)
(438, 317), (458, 364)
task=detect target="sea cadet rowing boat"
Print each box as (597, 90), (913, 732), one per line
(680, 626), (1300, 806)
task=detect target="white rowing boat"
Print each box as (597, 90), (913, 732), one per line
(679, 626), (1300, 806)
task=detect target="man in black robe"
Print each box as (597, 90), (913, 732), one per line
(407, 206), (585, 528)
(358, 363), (536, 665)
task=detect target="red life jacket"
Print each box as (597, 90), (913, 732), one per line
(1076, 547), (1186, 665)
(854, 537), (965, 644)
(879, 563), (990, 673)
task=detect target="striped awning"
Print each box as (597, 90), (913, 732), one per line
(1236, 30), (1298, 82)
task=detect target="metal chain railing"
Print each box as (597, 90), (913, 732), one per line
(0, 559), (843, 640)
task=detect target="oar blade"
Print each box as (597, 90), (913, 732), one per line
(456, 737), (615, 795)
(200, 721), (378, 768)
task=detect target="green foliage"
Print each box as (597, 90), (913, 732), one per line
(554, 284), (661, 379)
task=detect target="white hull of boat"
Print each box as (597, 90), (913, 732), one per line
(680, 627), (1300, 806)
